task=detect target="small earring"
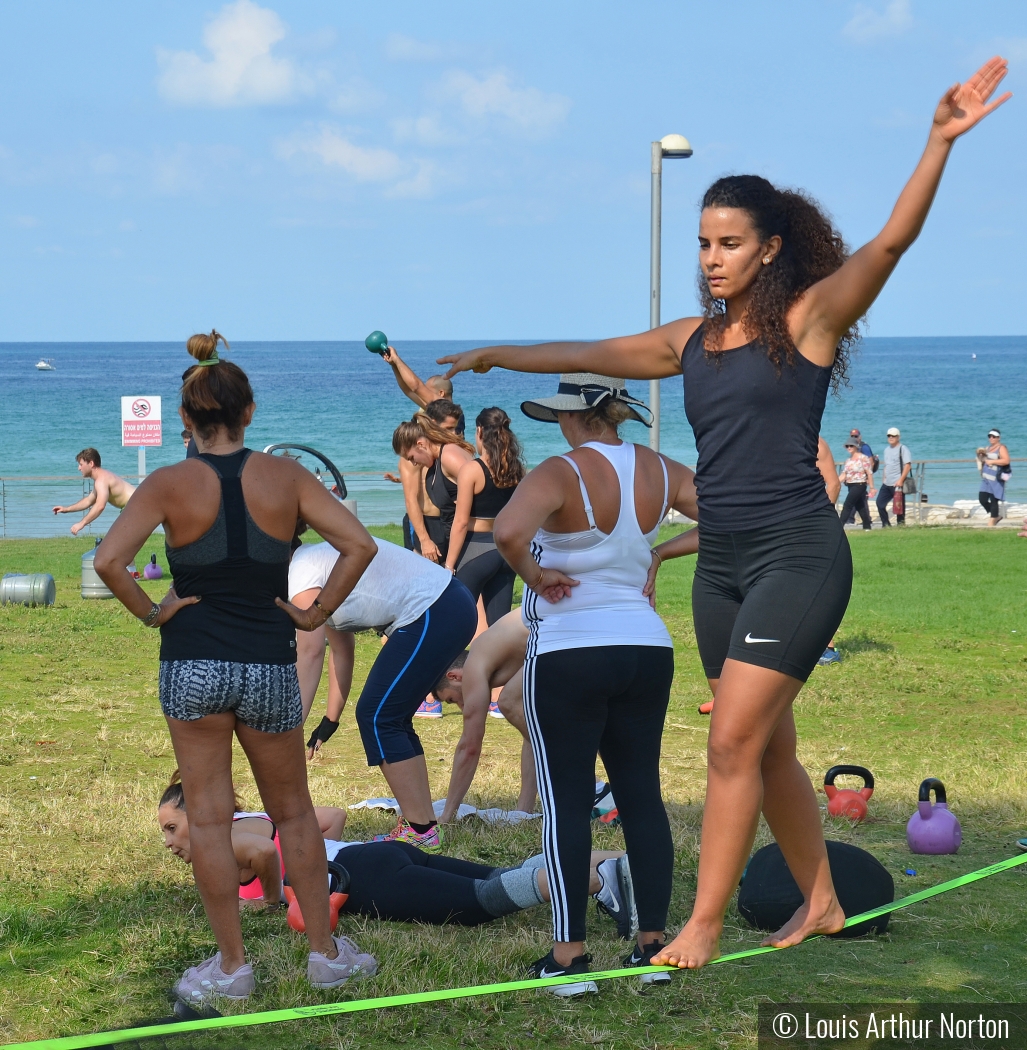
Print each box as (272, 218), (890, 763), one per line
(763, 257), (771, 264)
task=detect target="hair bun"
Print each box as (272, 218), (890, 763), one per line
(186, 329), (230, 362)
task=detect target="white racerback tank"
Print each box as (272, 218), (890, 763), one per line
(522, 441), (673, 657)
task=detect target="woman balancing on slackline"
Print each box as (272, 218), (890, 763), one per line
(440, 58), (1011, 969)
(95, 331), (379, 1000)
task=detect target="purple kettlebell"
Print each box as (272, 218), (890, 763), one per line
(906, 778), (961, 855)
(143, 553), (163, 581)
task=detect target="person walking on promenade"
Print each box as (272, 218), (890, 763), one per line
(843, 429), (875, 524)
(838, 438), (876, 530)
(977, 428), (1010, 526)
(878, 428), (912, 526)
(494, 373), (699, 993)
(446, 407), (526, 626)
(438, 58), (1010, 968)
(53, 449), (136, 535)
(94, 331), (380, 1000)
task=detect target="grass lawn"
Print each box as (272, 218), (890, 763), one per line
(1, 525), (1026, 1049)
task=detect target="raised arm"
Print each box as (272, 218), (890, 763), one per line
(793, 58), (1011, 364)
(382, 346), (436, 407)
(438, 317), (700, 382)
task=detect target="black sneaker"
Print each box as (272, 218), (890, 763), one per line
(527, 950), (599, 997)
(623, 940), (672, 986)
(594, 855), (638, 940)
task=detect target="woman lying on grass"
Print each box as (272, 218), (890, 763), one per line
(158, 778), (637, 936)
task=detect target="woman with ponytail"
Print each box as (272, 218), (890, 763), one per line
(392, 409), (475, 562)
(445, 407), (526, 625)
(439, 60), (1011, 970)
(95, 330), (380, 1000)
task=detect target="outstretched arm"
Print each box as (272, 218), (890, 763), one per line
(794, 58), (1011, 364)
(439, 663), (491, 825)
(383, 347), (435, 407)
(438, 317), (700, 382)
(53, 491), (96, 515)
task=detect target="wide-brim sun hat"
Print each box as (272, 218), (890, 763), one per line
(520, 372), (652, 427)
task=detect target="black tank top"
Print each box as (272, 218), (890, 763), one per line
(682, 325), (832, 532)
(426, 457), (458, 530)
(161, 450), (296, 665)
(469, 460), (515, 518)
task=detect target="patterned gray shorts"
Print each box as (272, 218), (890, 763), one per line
(159, 660), (303, 734)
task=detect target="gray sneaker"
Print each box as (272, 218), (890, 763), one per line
(308, 935), (378, 989)
(594, 855), (638, 940)
(173, 953), (254, 1003)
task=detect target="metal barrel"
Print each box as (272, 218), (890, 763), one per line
(81, 540), (137, 599)
(1, 572), (56, 607)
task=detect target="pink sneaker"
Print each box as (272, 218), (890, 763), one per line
(414, 698), (443, 718)
(372, 819), (444, 853)
(173, 953), (254, 1003)
(308, 935), (378, 989)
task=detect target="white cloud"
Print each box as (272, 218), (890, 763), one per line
(387, 160), (446, 199)
(156, 0), (308, 107)
(10, 214), (39, 228)
(385, 34), (452, 63)
(276, 126), (401, 181)
(437, 71), (571, 134)
(843, 0), (912, 44)
(328, 78), (386, 114)
(391, 114), (463, 147)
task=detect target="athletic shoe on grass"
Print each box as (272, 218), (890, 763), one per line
(308, 935), (378, 989)
(173, 953), (254, 1003)
(372, 819), (444, 853)
(1017, 837), (1027, 853)
(623, 940), (672, 985)
(527, 950), (599, 997)
(488, 700), (505, 719)
(817, 647), (842, 666)
(594, 855), (638, 939)
(414, 698), (443, 718)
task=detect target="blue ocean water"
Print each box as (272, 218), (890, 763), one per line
(1, 337), (1024, 536)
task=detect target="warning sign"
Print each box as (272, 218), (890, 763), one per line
(121, 396), (162, 447)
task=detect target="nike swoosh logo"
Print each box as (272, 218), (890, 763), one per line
(744, 633), (780, 644)
(539, 968), (566, 978)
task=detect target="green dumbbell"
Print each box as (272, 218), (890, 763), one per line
(365, 331), (389, 356)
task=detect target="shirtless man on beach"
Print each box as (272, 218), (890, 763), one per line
(432, 610), (536, 824)
(52, 448), (135, 535)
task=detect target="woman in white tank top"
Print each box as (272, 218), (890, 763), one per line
(494, 373), (699, 992)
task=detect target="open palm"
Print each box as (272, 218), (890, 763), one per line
(934, 57), (1011, 142)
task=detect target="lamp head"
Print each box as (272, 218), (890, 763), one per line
(660, 133), (693, 158)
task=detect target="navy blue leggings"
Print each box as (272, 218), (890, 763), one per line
(355, 579), (477, 765)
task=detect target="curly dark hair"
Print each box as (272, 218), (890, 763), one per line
(475, 407), (526, 488)
(698, 175), (859, 390)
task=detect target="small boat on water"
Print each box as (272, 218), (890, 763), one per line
(35, 358), (56, 371)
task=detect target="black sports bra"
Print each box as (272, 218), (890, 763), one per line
(426, 457), (458, 526)
(470, 459), (515, 518)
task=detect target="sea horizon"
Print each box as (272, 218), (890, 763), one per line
(3, 335), (1024, 536)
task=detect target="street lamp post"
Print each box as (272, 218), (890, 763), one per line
(649, 133), (692, 451)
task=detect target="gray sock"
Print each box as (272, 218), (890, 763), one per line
(474, 861), (546, 917)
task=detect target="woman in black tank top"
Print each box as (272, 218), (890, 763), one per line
(445, 408), (526, 625)
(95, 331), (380, 997)
(438, 59), (1009, 970)
(392, 412), (474, 557)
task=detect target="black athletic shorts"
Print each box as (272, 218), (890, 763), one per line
(692, 507), (852, 682)
(408, 515), (449, 561)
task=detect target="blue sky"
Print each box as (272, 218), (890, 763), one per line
(1, 0), (1024, 341)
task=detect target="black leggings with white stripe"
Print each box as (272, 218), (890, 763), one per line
(524, 644), (675, 943)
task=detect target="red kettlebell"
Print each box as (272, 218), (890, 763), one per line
(823, 765), (874, 822)
(283, 886), (348, 934)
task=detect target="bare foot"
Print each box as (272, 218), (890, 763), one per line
(761, 896), (845, 949)
(651, 919), (721, 969)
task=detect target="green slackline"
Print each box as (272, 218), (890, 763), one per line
(6, 852), (1027, 1050)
